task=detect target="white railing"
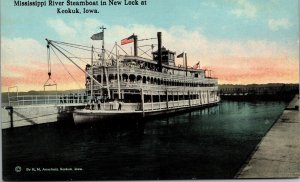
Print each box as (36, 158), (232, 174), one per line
(92, 67), (218, 85)
(96, 102), (140, 111)
(8, 95), (57, 106)
(88, 82), (218, 93)
(7, 94), (87, 106)
(141, 98), (219, 111)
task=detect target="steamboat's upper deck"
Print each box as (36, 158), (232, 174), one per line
(85, 31), (218, 99)
(86, 55), (218, 91)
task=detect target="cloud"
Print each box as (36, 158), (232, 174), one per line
(47, 19), (76, 38)
(2, 18), (298, 91)
(230, 0), (257, 18)
(1, 37), (45, 65)
(268, 18), (292, 31)
(201, 1), (217, 8)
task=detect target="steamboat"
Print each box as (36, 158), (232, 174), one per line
(47, 27), (220, 124)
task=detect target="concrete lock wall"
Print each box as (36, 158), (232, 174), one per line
(1, 105), (59, 129)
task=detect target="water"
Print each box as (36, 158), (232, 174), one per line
(2, 100), (287, 180)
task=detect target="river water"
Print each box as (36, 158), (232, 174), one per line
(2, 100), (287, 180)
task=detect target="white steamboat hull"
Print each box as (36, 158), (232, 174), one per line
(73, 101), (219, 124)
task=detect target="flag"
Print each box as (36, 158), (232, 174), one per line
(91, 32), (103, 40)
(193, 61), (200, 69)
(121, 35), (135, 45)
(177, 52), (184, 58)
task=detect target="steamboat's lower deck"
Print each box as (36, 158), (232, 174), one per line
(73, 88), (220, 124)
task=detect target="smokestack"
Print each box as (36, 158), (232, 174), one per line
(157, 32), (162, 72)
(134, 35), (138, 57)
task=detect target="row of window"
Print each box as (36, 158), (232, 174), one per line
(87, 74), (216, 87)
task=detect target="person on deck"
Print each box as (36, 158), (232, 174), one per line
(60, 95), (63, 104)
(91, 99), (95, 110)
(118, 101), (122, 110)
(97, 98), (101, 110)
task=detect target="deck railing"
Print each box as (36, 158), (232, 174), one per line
(7, 94), (87, 106)
(92, 67), (218, 84)
(88, 83), (219, 93)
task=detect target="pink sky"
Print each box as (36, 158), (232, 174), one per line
(2, 54), (298, 92)
(1, 24), (299, 92)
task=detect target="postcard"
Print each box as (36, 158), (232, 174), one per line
(1, 0), (299, 180)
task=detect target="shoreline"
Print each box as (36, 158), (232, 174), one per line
(236, 95), (300, 178)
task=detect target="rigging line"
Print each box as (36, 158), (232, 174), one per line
(105, 50), (117, 59)
(53, 43), (89, 65)
(46, 39), (104, 89)
(89, 47), (102, 54)
(53, 41), (92, 52)
(140, 47), (153, 57)
(105, 49), (117, 59)
(94, 50), (103, 57)
(55, 40), (103, 52)
(93, 52), (100, 63)
(92, 51), (98, 59)
(138, 47), (152, 58)
(50, 47), (83, 89)
(116, 44), (129, 55)
(47, 45), (51, 74)
(138, 38), (157, 41)
(93, 50), (102, 55)
(138, 47), (148, 56)
(69, 57), (94, 60)
(52, 40), (112, 54)
(61, 44), (92, 52)
(106, 44), (116, 59)
(89, 46), (102, 52)
(138, 44), (157, 48)
(52, 40), (103, 55)
(51, 47), (83, 89)
(138, 47), (151, 56)
(52, 40), (92, 49)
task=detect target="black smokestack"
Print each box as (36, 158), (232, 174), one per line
(157, 32), (162, 72)
(134, 35), (138, 57)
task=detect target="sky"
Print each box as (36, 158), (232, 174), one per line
(1, 0), (299, 92)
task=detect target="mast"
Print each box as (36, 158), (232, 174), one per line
(116, 42), (121, 99)
(100, 26), (111, 99)
(100, 26), (106, 65)
(185, 53), (188, 76)
(91, 45), (94, 98)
